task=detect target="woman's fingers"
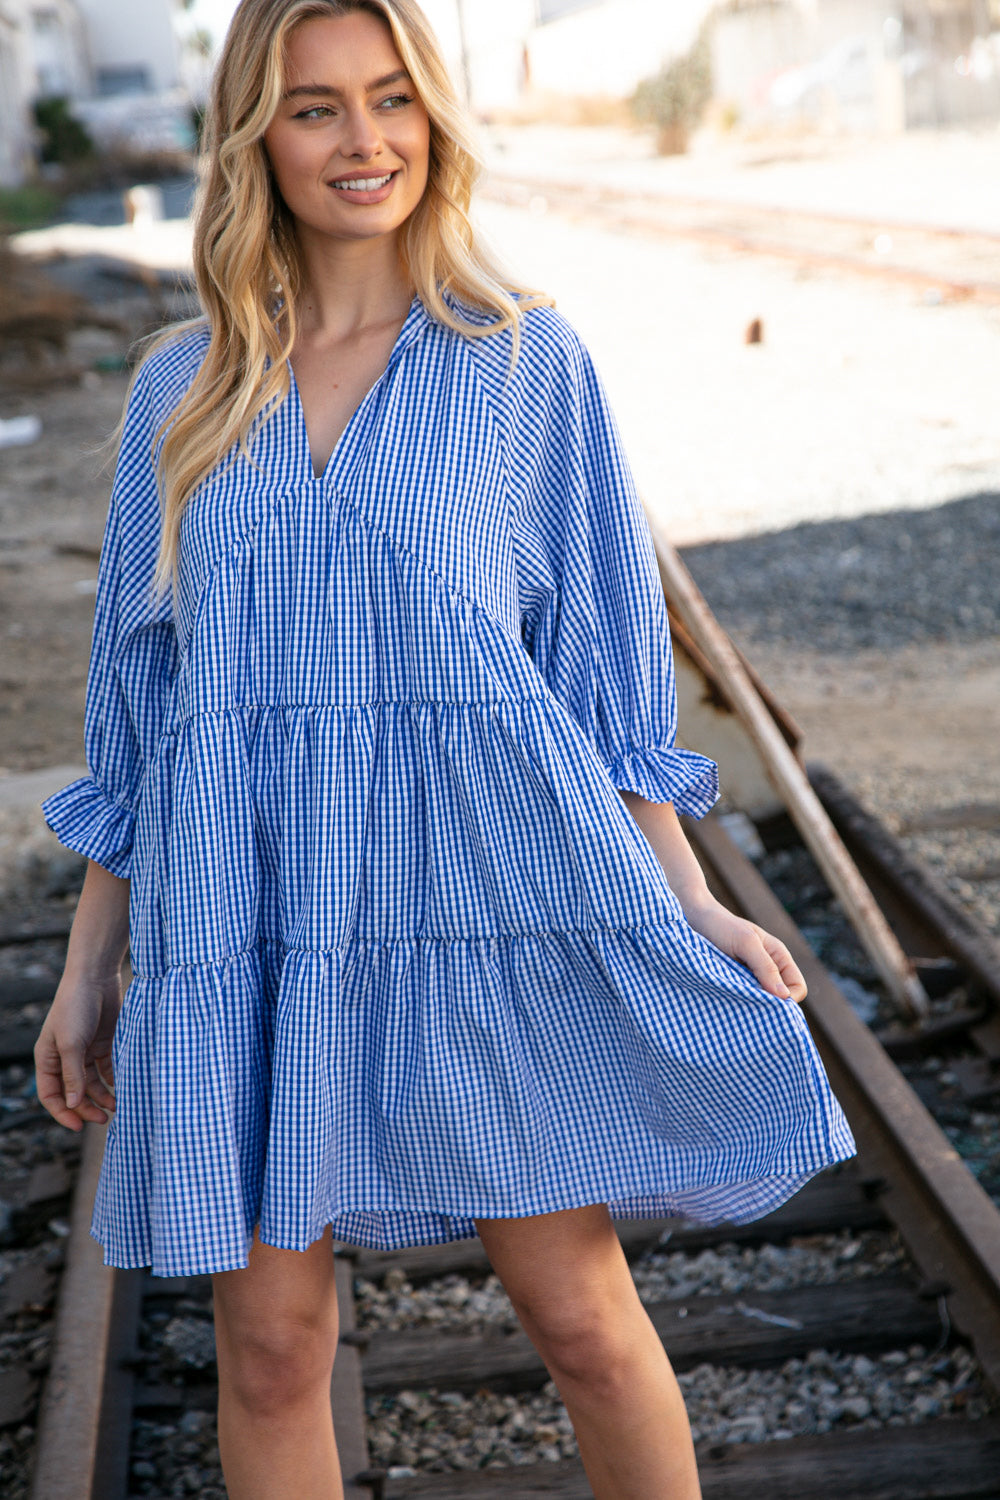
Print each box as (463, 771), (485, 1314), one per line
(687, 899), (810, 1006)
(84, 1054), (116, 1111)
(729, 925), (807, 1004)
(34, 1027), (111, 1130)
(732, 928), (790, 999)
(35, 1038), (85, 1130)
(755, 927), (808, 1004)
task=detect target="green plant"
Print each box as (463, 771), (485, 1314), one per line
(631, 17), (714, 140)
(33, 96), (94, 165)
(0, 184), (62, 233)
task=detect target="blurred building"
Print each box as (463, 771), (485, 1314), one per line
(527, 0), (715, 99)
(1, 0), (88, 184)
(75, 0), (181, 96)
(0, 0), (187, 187)
(425, 0), (717, 113)
(713, 0), (1000, 131)
(23, 0), (89, 98)
(426, 0), (999, 128)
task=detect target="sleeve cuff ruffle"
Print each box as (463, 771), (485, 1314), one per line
(603, 745), (720, 820)
(40, 777), (134, 879)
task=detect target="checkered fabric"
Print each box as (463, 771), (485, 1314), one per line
(42, 295), (856, 1277)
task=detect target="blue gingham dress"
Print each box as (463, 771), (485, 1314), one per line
(42, 294), (856, 1277)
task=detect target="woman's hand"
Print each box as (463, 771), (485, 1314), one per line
(34, 968), (123, 1130)
(681, 894), (808, 1004)
(33, 857), (131, 1131)
(617, 791), (807, 1003)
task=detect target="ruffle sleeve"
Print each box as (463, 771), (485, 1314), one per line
(41, 356), (180, 878)
(505, 311), (719, 819)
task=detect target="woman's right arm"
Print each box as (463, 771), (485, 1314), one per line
(34, 858), (130, 1131)
(35, 349), (184, 1130)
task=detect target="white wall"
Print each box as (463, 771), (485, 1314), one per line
(712, 0), (1000, 133)
(30, 0), (91, 98)
(74, 0), (181, 94)
(527, 0), (715, 98)
(418, 0), (535, 110)
(417, 0), (715, 111)
(0, 2), (35, 186)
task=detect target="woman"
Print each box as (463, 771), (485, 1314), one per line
(34, 3), (856, 1496)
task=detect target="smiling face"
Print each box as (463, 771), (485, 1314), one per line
(262, 7), (431, 251)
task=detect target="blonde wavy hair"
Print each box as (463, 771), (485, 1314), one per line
(139, 0), (553, 603)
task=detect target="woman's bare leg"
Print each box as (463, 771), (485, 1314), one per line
(475, 1205), (701, 1500)
(211, 1224), (342, 1500)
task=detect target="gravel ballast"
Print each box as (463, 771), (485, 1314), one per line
(355, 1224), (996, 1477)
(679, 493), (1000, 657)
(355, 1230), (908, 1335)
(366, 1345), (992, 1476)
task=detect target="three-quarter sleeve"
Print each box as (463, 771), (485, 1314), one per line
(506, 311), (719, 818)
(41, 359), (179, 878)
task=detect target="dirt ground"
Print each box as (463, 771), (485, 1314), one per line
(0, 373), (128, 772)
(738, 638), (1000, 815)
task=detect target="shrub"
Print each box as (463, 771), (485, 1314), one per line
(0, 185), (61, 233)
(631, 17), (714, 153)
(33, 96), (94, 165)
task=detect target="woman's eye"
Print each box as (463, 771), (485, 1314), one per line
(290, 93), (413, 120)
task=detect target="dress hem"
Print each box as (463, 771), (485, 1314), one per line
(90, 1149), (856, 1278)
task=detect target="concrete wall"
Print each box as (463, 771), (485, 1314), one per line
(527, 0), (714, 100)
(419, 0), (715, 112)
(461, 0), (536, 114)
(30, 0), (90, 98)
(712, 0), (1000, 132)
(0, 2), (34, 186)
(900, 2), (1000, 128)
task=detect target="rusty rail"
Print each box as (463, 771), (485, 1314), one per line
(483, 173), (1000, 305)
(29, 1123), (143, 1500)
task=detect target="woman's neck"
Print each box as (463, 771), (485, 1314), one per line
(292, 228), (414, 343)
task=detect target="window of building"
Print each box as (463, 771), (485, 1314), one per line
(95, 65), (151, 96)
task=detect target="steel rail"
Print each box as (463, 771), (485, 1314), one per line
(482, 173), (1000, 304)
(808, 761), (1000, 1014)
(28, 1122), (143, 1500)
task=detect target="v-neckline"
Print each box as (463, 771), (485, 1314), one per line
(287, 294), (424, 484)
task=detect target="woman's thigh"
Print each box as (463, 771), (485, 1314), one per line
(473, 1204), (638, 1336)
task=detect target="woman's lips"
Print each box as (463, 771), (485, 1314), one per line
(328, 170), (398, 203)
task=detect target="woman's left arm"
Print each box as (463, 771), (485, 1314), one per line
(619, 790), (807, 1004)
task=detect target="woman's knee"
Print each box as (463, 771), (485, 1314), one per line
(514, 1285), (644, 1398)
(212, 1227), (339, 1417)
(219, 1311), (338, 1417)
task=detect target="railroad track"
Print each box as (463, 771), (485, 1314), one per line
(482, 173), (1000, 305)
(4, 770), (1000, 1499)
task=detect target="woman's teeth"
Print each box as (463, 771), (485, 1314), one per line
(333, 174), (393, 191)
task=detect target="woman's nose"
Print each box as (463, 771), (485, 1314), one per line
(340, 106), (382, 160)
